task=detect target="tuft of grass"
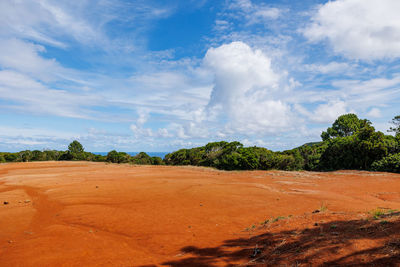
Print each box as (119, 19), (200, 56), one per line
(370, 208), (387, 220)
(320, 202), (328, 212)
(272, 216), (286, 223)
(245, 224), (258, 232)
(330, 224), (337, 229)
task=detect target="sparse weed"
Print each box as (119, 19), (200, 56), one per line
(330, 224), (337, 229)
(244, 224), (257, 232)
(272, 216), (286, 223)
(370, 208), (387, 220)
(320, 202), (328, 212)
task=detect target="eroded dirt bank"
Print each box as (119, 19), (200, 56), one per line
(0, 162), (400, 266)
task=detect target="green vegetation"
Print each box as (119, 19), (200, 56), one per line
(319, 203), (327, 212)
(321, 113), (371, 141)
(371, 153), (400, 172)
(164, 141), (303, 171)
(163, 114), (400, 173)
(1, 114), (400, 173)
(0, 140), (161, 166)
(370, 208), (388, 220)
(369, 208), (398, 220)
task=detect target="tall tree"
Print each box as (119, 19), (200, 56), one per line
(321, 113), (371, 141)
(68, 140), (84, 154)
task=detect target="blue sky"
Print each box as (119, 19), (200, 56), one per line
(1, 0), (400, 152)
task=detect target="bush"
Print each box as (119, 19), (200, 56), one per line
(43, 150), (61, 161)
(106, 150), (130, 163)
(164, 142), (305, 171)
(131, 152), (152, 165)
(59, 152), (73, 161)
(19, 150), (32, 162)
(31, 150), (46, 161)
(4, 153), (18, 162)
(371, 153), (400, 173)
(93, 154), (106, 162)
(151, 156), (164, 165)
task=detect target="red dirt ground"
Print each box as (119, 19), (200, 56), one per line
(0, 162), (400, 266)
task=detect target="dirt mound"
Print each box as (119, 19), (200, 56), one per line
(0, 162), (400, 266)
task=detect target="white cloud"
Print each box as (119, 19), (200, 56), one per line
(331, 75), (400, 109)
(312, 101), (349, 123)
(367, 108), (382, 118)
(304, 0), (400, 60)
(251, 7), (281, 21)
(304, 62), (352, 74)
(203, 41), (296, 135)
(0, 70), (100, 118)
(0, 38), (62, 82)
(0, 0), (173, 51)
(214, 20), (231, 31)
(226, 0), (282, 26)
(0, 0), (97, 47)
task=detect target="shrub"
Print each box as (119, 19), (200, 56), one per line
(151, 156), (164, 165)
(4, 153), (18, 162)
(106, 150), (130, 163)
(131, 152), (152, 165)
(371, 153), (400, 173)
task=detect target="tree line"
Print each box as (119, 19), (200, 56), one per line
(164, 114), (400, 173)
(1, 114), (399, 173)
(0, 140), (163, 165)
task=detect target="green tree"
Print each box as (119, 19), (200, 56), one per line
(106, 150), (119, 163)
(4, 153), (18, 162)
(319, 124), (387, 170)
(43, 150), (61, 161)
(321, 113), (371, 141)
(131, 152), (152, 165)
(388, 115), (400, 137)
(68, 140), (84, 154)
(106, 150), (130, 163)
(151, 156), (164, 165)
(19, 150), (32, 162)
(31, 150), (46, 161)
(371, 153), (400, 173)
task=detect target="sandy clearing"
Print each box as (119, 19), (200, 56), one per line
(0, 162), (400, 266)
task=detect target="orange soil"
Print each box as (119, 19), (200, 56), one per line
(0, 162), (400, 266)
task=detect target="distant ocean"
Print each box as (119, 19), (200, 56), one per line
(92, 152), (169, 159)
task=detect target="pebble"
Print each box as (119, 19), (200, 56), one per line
(24, 200), (31, 203)
(4, 201), (9, 205)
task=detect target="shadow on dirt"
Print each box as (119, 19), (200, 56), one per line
(158, 213), (400, 266)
